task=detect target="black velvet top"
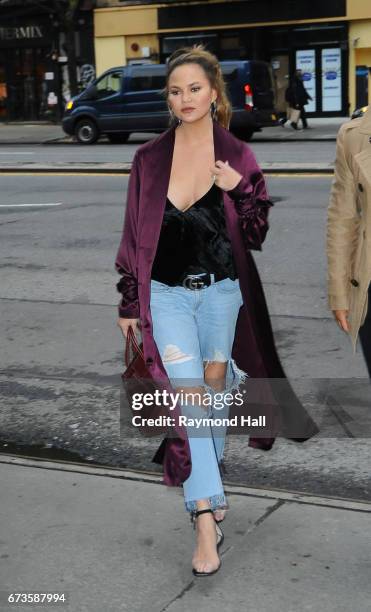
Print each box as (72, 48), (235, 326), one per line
(151, 182), (238, 285)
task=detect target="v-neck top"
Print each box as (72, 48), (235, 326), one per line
(150, 182), (238, 286)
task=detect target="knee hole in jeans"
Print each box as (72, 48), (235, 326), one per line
(203, 360), (228, 393)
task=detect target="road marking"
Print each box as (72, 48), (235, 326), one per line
(0, 202), (62, 207)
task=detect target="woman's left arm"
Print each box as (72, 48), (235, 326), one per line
(213, 146), (274, 251)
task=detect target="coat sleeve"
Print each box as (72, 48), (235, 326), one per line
(326, 124), (358, 311)
(226, 145), (273, 252)
(115, 150), (142, 319)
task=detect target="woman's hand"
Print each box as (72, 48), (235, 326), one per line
(117, 317), (140, 338)
(333, 309), (350, 333)
(210, 160), (243, 192)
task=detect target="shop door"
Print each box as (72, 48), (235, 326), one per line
(6, 47), (47, 120)
(294, 47), (345, 116)
(270, 55), (289, 114)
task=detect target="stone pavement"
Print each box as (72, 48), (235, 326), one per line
(0, 455), (370, 612)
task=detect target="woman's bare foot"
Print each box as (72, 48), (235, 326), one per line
(213, 508), (227, 522)
(192, 511), (220, 574)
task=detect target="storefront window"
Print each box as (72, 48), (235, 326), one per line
(161, 34), (218, 60)
(296, 49), (316, 113)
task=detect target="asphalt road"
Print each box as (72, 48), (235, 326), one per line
(0, 139), (336, 166)
(1, 173), (370, 501)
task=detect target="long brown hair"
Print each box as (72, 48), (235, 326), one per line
(162, 44), (232, 129)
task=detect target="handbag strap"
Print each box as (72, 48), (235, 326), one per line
(125, 325), (144, 367)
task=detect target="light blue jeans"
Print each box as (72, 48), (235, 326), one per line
(150, 275), (245, 513)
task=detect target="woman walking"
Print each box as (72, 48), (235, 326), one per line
(281, 69), (312, 130)
(116, 45), (318, 577)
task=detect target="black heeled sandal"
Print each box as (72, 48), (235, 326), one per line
(190, 508), (224, 577)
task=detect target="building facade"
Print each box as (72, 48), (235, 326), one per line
(94, 0), (371, 117)
(0, 0), (95, 121)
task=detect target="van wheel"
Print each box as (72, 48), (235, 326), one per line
(107, 133), (130, 144)
(75, 118), (99, 144)
(237, 129), (254, 142)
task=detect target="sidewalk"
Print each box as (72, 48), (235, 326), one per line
(253, 117), (347, 141)
(0, 117), (347, 146)
(0, 122), (65, 145)
(0, 455), (370, 612)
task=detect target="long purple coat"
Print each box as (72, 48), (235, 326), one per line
(115, 120), (319, 486)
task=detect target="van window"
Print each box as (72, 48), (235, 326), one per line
(130, 68), (166, 92)
(221, 67), (238, 84)
(95, 71), (122, 98)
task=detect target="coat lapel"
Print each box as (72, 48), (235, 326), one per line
(138, 125), (176, 257)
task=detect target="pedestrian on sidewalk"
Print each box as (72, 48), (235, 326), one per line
(327, 105), (371, 374)
(280, 69), (312, 130)
(115, 45), (318, 578)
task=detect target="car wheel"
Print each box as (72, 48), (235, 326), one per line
(75, 118), (99, 144)
(107, 133), (130, 144)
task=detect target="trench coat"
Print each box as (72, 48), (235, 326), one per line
(327, 106), (371, 350)
(115, 119), (319, 486)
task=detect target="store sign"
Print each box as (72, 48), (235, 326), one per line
(296, 49), (316, 113)
(0, 25), (43, 41)
(321, 48), (342, 112)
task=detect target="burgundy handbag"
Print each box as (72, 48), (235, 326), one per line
(121, 326), (169, 437)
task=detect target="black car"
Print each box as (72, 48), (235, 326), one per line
(62, 60), (277, 144)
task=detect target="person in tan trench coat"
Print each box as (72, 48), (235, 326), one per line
(327, 105), (371, 365)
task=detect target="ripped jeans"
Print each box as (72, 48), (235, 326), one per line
(149, 276), (245, 513)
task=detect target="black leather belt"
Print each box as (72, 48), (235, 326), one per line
(180, 272), (234, 290)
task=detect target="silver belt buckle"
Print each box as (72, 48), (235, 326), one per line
(183, 274), (206, 290)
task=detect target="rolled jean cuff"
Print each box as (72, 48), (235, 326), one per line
(184, 492), (228, 513)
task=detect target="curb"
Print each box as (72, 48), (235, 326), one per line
(0, 164), (334, 175)
(0, 453), (370, 512)
(0, 139), (72, 146)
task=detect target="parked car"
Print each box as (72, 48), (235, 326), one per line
(62, 60), (278, 144)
